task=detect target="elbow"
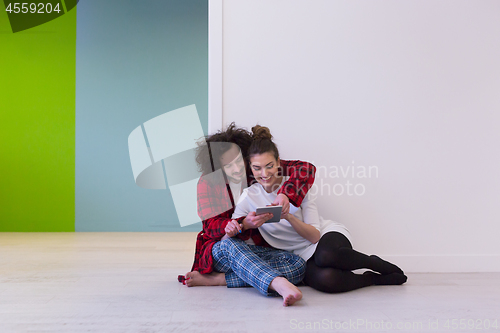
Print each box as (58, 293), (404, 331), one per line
(314, 230), (321, 244)
(310, 163), (317, 178)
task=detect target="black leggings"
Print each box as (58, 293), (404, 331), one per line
(303, 232), (406, 293)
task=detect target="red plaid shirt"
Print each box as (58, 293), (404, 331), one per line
(191, 160), (316, 274)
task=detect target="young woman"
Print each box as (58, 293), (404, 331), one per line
(227, 125), (407, 293)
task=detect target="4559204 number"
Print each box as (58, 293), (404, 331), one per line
(5, 2), (61, 14)
(443, 319), (498, 330)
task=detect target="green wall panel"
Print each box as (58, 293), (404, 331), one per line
(0, 3), (76, 231)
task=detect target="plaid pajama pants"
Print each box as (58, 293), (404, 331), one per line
(212, 238), (306, 296)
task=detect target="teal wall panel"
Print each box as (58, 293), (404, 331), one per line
(75, 0), (207, 231)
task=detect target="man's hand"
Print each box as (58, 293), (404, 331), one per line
(273, 193), (290, 218)
(224, 220), (242, 238)
(242, 211), (273, 230)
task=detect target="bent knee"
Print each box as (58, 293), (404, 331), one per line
(305, 267), (347, 293)
(219, 237), (244, 253)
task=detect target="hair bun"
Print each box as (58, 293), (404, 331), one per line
(251, 125), (273, 140)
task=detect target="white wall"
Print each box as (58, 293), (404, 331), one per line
(218, 0), (500, 272)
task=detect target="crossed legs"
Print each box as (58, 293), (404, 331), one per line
(303, 232), (407, 293)
(187, 238), (305, 306)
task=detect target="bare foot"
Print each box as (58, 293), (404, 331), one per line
(270, 277), (302, 307)
(184, 271), (226, 287)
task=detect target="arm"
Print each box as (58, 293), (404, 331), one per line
(198, 176), (264, 240)
(197, 176), (232, 239)
(278, 160), (316, 207)
(285, 184), (321, 244)
(232, 191), (273, 233)
(284, 214), (320, 244)
(202, 216), (231, 239)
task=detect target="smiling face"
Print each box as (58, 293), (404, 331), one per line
(249, 152), (282, 193)
(220, 144), (246, 184)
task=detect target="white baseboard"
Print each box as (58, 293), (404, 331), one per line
(378, 255), (500, 273)
(176, 233), (499, 272)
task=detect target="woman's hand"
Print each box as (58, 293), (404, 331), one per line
(273, 193), (290, 218)
(242, 211), (273, 230)
(224, 219), (242, 238)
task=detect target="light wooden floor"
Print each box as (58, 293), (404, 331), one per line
(1, 233), (499, 333)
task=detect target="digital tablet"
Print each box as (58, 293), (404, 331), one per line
(256, 205), (282, 223)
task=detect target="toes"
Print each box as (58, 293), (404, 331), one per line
(283, 294), (301, 307)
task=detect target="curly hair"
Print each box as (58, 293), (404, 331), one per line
(195, 122), (253, 175)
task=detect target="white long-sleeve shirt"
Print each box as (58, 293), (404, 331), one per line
(232, 177), (351, 260)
